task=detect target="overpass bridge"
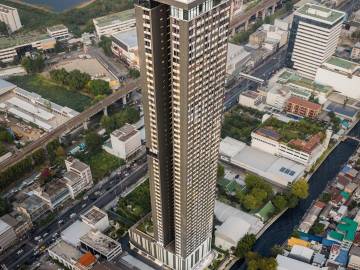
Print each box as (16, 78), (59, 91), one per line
(230, 0), (281, 34)
(0, 79), (140, 172)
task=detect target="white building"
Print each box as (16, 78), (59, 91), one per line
(80, 230), (122, 261)
(287, 4), (345, 79)
(215, 216), (250, 251)
(265, 85), (292, 110)
(81, 206), (109, 232)
(0, 219), (17, 253)
(33, 179), (70, 211)
(276, 255), (322, 270)
(64, 158), (93, 199)
(315, 56), (360, 100)
(47, 24), (70, 41)
(0, 32), (56, 63)
(226, 43), (251, 77)
(111, 29), (139, 68)
(0, 4), (21, 33)
(93, 9), (136, 38)
(219, 137), (306, 187)
(251, 127), (332, 168)
(238, 90), (263, 109)
(103, 124), (141, 160)
(61, 220), (92, 247)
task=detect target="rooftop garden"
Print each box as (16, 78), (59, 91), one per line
(259, 117), (326, 143)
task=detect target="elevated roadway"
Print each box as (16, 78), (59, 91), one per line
(0, 79), (140, 172)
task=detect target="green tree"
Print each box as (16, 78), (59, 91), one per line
(272, 194), (288, 212)
(0, 21), (8, 36)
(270, 245), (284, 257)
(32, 148), (46, 165)
(66, 69), (91, 90)
(0, 128), (13, 143)
(291, 180), (309, 199)
(235, 234), (256, 259)
(217, 164), (225, 179)
(98, 36), (113, 56)
(88, 79), (112, 96)
(243, 194), (258, 210)
(21, 55), (45, 74)
(319, 192), (331, 203)
(286, 193), (299, 208)
(128, 68), (140, 79)
(50, 68), (69, 84)
(85, 132), (102, 153)
(246, 252), (278, 270)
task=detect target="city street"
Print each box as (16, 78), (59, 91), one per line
(2, 158), (147, 269)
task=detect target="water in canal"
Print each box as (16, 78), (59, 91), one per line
(231, 122), (360, 270)
(21, 0), (91, 12)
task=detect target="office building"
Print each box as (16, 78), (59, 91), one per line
(0, 4), (21, 33)
(128, 0), (230, 269)
(63, 158), (93, 199)
(47, 24), (70, 41)
(81, 206), (109, 232)
(93, 9), (136, 38)
(33, 179), (70, 210)
(286, 4), (345, 79)
(0, 219), (17, 253)
(315, 56), (360, 100)
(1, 211), (32, 238)
(103, 124), (142, 160)
(15, 194), (49, 221)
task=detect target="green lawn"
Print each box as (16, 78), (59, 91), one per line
(8, 75), (92, 112)
(78, 150), (124, 181)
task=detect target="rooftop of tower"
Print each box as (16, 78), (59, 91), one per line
(296, 4), (345, 24)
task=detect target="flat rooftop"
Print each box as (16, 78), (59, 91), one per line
(94, 9), (135, 28)
(61, 220), (92, 247)
(0, 79), (16, 96)
(287, 96), (322, 111)
(112, 124), (138, 141)
(82, 206), (107, 224)
(325, 56), (359, 71)
(241, 90), (260, 99)
(80, 230), (121, 256)
(0, 219), (11, 234)
(112, 29), (138, 49)
(296, 4), (345, 24)
(47, 24), (68, 32)
(42, 179), (68, 197)
(49, 240), (83, 263)
(0, 32), (52, 50)
(0, 4), (17, 12)
(69, 159), (89, 172)
(220, 137), (305, 187)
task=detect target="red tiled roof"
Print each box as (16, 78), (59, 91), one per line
(287, 96), (322, 111)
(289, 133), (323, 153)
(78, 252), (96, 267)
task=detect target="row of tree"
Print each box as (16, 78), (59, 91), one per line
(21, 55), (45, 74)
(49, 68), (112, 97)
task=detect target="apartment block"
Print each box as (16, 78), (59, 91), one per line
(0, 4), (21, 33)
(285, 96), (322, 119)
(47, 24), (70, 41)
(0, 219), (17, 253)
(93, 9), (136, 38)
(81, 206), (109, 232)
(129, 0), (230, 268)
(286, 4), (345, 79)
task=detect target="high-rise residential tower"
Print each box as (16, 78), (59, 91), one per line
(129, 0), (230, 269)
(286, 4), (345, 79)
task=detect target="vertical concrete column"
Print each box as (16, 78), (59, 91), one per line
(245, 20), (250, 31)
(262, 9), (266, 20)
(83, 120), (89, 130)
(103, 107), (108, 117)
(271, 5), (276, 14)
(122, 96), (127, 105)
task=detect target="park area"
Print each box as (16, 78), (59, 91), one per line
(8, 75), (92, 112)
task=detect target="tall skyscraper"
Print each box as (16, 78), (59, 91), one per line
(129, 0), (230, 269)
(286, 4), (345, 79)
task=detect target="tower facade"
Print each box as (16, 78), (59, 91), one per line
(286, 4), (345, 79)
(129, 0), (230, 269)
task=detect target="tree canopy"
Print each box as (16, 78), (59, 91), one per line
(235, 234), (256, 258)
(21, 55), (45, 74)
(85, 131), (102, 154)
(291, 180), (309, 199)
(100, 107), (140, 133)
(88, 79), (112, 96)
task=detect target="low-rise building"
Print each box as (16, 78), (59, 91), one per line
(0, 219), (17, 253)
(289, 245), (314, 263)
(48, 240), (96, 270)
(238, 90), (264, 109)
(81, 206), (109, 232)
(33, 179), (70, 210)
(15, 194), (49, 221)
(47, 24), (70, 41)
(103, 124), (142, 160)
(61, 220), (92, 247)
(0, 4), (22, 33)
(351, 42), (360, 60)
(265, 85), (292, 110)
(0, 32), (56, 63)
(80, 230), (122, 261)
(251, 126), (332, 168)
(226, 43), (252, 79)
(349, 245), (360, 270)
(315, 56), (360, 100)
(219, 137), (305, 188)
(327, 217), (358, 250)
(215, 216), (251, 251)
(111, 29), (139, 68)
(285, 96), (322, 119)
(1, 211), (32, 238)
(93, 9), (135, 38)
(64, 158), (93, 199)
(276, 255), (322, 270)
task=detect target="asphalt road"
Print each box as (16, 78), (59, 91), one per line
(2, 158), (147, 269)
(224, 46), (287, 110)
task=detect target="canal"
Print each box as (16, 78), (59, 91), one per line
(231, 121), (360, 269)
